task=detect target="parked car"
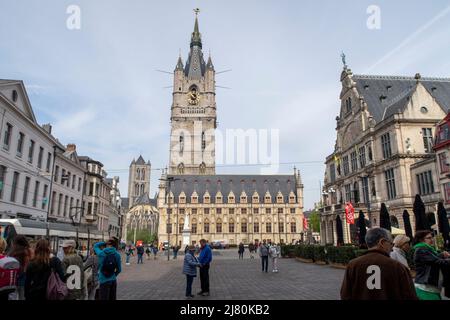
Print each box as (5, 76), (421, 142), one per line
(211, 240), (229, 249)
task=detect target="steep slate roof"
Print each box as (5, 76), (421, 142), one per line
(184, 16), (206, 79)
(133, 192), (157, 207)
(352, 75), (450, 122)
(166, 174), (298, 204)
(135, 155), (146, 165)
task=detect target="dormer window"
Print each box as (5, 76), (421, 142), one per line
(12, 90), (18, 102)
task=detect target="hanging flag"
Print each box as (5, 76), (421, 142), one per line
(303, 217), (309, 230)
(345, 202), (355, 224)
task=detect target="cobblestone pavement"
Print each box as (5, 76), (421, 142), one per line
(117, 249), (344, 300)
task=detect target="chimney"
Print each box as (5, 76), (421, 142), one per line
(66, 144), (76, 152)
(42, 124), (52, 134)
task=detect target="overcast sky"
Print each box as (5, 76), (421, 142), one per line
(1, 0), (450, 209)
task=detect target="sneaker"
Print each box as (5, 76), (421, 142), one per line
(201, 292), (210, 296)
(185, 295), (194, 299)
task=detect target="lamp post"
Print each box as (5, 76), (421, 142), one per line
(160, 176), (180, 261)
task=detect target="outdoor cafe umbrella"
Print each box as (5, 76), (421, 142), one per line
(437, 202), (450, 250)
(358, 210), (367, 246)
(413, 194), (430, 231)
(379, 203), (392, 232)
(336, 215), (344, 246)
(402, 209), (413, 240)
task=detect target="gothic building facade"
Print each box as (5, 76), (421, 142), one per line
(157, 14), (305, 246)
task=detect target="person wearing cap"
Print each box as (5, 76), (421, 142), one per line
(62, 239), (85, 300)
(390, 235), (411, 269)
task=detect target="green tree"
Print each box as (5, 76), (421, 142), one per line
(309, 211), (321, 232)
(126, 229), (158, 244)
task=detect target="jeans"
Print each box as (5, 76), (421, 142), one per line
(238, 252), (244, 259)
(200, 264), (210, 293)
(185, 275), (194, 296)
(173, 251), (178, 259)
(126, 254), (131, 264)
(137, 254), (143, 264)
(99, 281), (117, 300)
(261, 256), (268, 272)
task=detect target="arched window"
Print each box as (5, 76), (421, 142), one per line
(140, 184), (145, 195)
(141, 169), (145, 180)
(135, 183), (139, 196)
(266, 221), (272, 233)
(204, 220), (210, 233)
(202, 131), (206, 151)
(241, 219), (247, 233)
(353, 181), (360, 203)
(254, 220), (259, 233)
(291, 221), (297, 233)
(216, 219), (222, 233)
(179, 133), (184, 154)
(229, 221), (235, 233)
(136, 169), (140, 180)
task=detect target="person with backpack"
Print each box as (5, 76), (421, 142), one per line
(62, 240), (85, 300)
(94, 238), (122, 300)
(0, 238), (20, 300)
(258, 240), (269, 273)
(9, 235), (33, 300)
(24, 239), (65, 300)
(269, 242), (280, 273)
(136, 244), (144, 264)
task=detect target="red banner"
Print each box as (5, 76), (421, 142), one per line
(345, 202), (355, 224)
(303, 217), (309, 230)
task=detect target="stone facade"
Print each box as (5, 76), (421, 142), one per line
(48, 143), (85, 224)
(157, 172), (304, 246)
(434, 114), (450, 214)
(128, 155), (151, 208)
(320, 68), (450, 245)
(1, 80), (61, 220)
(156, 15), (305, 246)
(168, 15), (216, 175)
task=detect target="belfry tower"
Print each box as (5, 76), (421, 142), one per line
(168, 10), (216, 175)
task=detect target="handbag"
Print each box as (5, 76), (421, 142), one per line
(47, 270), (68, 300)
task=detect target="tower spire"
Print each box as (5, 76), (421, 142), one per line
(191, 8), (202, 48)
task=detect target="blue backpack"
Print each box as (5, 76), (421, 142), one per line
(101, 253), (118, 278)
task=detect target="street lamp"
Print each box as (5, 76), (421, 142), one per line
(160, 176), (180, 261)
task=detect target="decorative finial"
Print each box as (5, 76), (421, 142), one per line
(341, 51), (347, 69)
(194, 8), (200, 16)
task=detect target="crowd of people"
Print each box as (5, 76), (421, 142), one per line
(0, 236), (122, 300)
(340, 227), (450, 300)
(236, 240), (281, 273)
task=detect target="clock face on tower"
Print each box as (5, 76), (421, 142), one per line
(187, 87), (200, 105)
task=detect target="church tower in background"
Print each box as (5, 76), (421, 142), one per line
(128, 155), (151, 208)
(168, 10), (216, 175)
